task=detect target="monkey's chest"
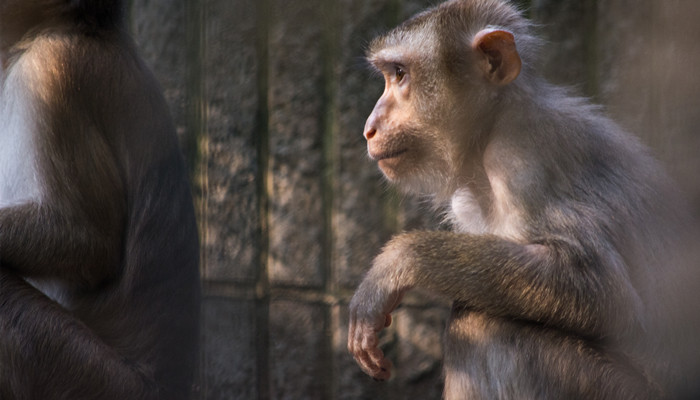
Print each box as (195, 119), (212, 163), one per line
(449, 186), (524, 241)
(0, 90), (44, 207)
(450, 188), (489, 234)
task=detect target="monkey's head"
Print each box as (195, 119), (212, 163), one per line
(363, 0), (537, 197)
(0, 0), (124, 50)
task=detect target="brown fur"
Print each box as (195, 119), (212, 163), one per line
(0, 2), (199, 399)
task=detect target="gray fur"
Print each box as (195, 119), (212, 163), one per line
(349, 1), (700, 399)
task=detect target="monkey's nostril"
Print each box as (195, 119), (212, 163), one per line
(365, 128), (377, 140)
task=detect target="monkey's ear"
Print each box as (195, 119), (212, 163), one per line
(472, 29), (522, 85)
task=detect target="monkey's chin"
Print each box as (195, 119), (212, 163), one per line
(377, 159), (402, 181)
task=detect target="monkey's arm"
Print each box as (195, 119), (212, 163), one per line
(0, 198), (124, 286)
(0, 268), (158, 400)
(0, 197), (124, 288)
(348, 230), (643, 380)
(0, 81), (126, 286)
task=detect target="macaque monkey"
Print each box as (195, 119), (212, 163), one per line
(0, 1), (199, 399)
(348, 0), (700, 399)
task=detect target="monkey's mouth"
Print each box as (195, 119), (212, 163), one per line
(372, 149), (408, 161)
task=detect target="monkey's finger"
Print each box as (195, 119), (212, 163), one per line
(351, 339), (379, 374)
(355, 342), (392, 381)
(365, 340), (384, 364)
(353, 348), (378, 377)
(364, 337), (391, 373)
(353, 328), (383, 369)
(365, 351), (392, 381)
(377, 358), (393, 381)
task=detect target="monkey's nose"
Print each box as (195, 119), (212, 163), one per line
(364, 127), (377, 141)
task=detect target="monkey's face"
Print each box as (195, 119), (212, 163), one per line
(363, 57), (451, 192)
(363, 11), (523, 197)
(364, 62), (416, 179)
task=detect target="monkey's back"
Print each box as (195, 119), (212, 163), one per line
(486, 86), (700, 396)
(33, 26), (201, 398)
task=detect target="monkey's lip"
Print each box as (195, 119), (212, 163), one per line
(371, 149), (408, 161)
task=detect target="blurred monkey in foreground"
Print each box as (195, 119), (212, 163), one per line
(348, 0), (700, 398)
(0, 1), (199, 399)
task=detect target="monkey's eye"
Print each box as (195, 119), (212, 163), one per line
(394, 66), (406, 83)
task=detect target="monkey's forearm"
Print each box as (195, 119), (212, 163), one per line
(0, 203), (122, 285)
(375, 231), (642, 338)
(0, 268), (157, 400)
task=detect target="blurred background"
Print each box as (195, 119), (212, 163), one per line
(126, 0), (700, 399)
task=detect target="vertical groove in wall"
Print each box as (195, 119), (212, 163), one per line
(648, 0), (661, 154)
(184, 0), (205, 397)
(184, 0), (207, 276)
(583, 0), (599, 100)
(255, 0), (271, 398)
(389, 0), (402, 24)
(321, 1), (340, 397)
(322, 0), (338, 297)
(125, 0), (134, 31)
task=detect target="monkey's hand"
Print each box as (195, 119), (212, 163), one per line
(348, 247), (408, 381)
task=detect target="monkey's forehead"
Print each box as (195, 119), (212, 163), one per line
(367, 28), (439, 66)
(367, 47), (420, 68)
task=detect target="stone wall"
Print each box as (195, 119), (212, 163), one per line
(128, 0), (700, 398)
